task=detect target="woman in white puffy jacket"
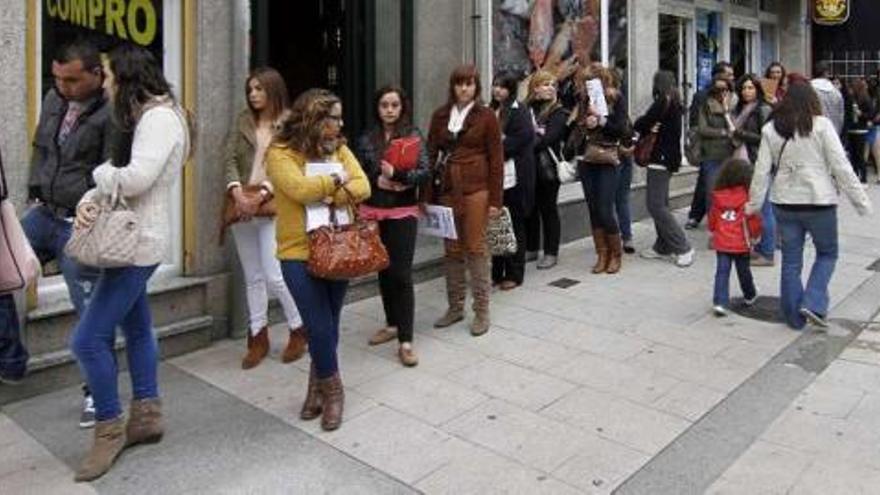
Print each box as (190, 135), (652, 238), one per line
(748, 82), (872, 330)
(70, 44), (191, 482)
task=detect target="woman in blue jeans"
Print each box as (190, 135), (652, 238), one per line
(747, 82), (872, 330)
(70, 45), (191, 482)
(267, 89), (370, 431)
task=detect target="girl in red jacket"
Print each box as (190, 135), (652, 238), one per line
(709, 158), (762, 316)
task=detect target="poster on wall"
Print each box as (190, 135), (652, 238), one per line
(41, 0), (164, 95)
(813, 0), (850, 26)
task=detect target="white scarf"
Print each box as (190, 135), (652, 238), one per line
(448, 101), (475, 134)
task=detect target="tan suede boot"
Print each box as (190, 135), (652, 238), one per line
(125, 398), (164, 447)
(281, 326), (308, 364)
(74, 417), (126, 482)
(241, 326), (269, 370)
(591, 229), (609, 274)
(318, 373), (345, 431)
(468, 255), (491, 336)
(300, 365), (323, 420)
(605, 233), (623, 275)
(434, 256), (467, 328)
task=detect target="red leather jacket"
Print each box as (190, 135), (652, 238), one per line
(708, 185), (763, 254)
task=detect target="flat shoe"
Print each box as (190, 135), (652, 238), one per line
(398, 346), (419, 367)
(368, 327), (398, 346)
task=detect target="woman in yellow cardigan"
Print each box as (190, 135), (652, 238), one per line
(266, 88), (370, 431)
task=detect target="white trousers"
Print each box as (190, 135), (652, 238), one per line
(230, 218), (302, 335)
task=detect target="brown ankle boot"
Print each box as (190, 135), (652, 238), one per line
(241, 326), (270, 370)
(74, 417), (126, 482)
(591, 229), (609, 274)
(605, 233), (623, 274)
(468, 255), (491, 336)
(281, 326), (308, 364)
(434, 256), (467, 328)
(318, 373), (345, 431)
(125, 398), (163, 447)
(300, 365), (323, 420)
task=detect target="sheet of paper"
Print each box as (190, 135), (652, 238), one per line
(585, 78), (609, 117)
(418, 205), (457, 239)
(304, 162), (351, 231)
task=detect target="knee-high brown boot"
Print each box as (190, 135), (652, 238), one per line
(591, 229), (609, 274)
(434, 256), (467, 328)
(606, 233), (623, 274)
(467, 255), (491, 336)
(318, 373), (345, 431)
(300, 364), (323, 420)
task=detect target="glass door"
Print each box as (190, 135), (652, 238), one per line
(730, 27), (757, 76)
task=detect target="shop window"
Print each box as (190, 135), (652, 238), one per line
(492, 0), (629, 98)
(760, 23), (778, 73)
(696, 10), (721, 90)
(730, 27), (756, 76)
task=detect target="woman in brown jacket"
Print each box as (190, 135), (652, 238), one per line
(223, 68), (305, 369)
(426, 65), (504, 336)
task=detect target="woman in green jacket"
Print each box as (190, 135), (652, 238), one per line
(696, 75), (736, 223)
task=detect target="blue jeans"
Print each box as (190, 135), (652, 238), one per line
(615, 157), (634, 241)
(702, 160), (723, 215)
(0, 294), (27, 380)
(71, 265), (159, 421)
(754, 190), (776, 259)
(713, 253), (757, 307)
(21, 205), (100, 314)
(281, 261), (348, 379)
(776, 206), (838, 330)
(579, 164), (620, 234)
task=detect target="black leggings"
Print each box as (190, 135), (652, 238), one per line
(526, 177), (561, 255)
(580, 163), (620, 234)
(377, 217), (418, 343)
(848, 132), (868, 182)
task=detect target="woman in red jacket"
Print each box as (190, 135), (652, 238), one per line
(708, 158), (761, 317)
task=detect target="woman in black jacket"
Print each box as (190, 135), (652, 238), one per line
(355, 85), (430, 367)
(490, 72), (536, 290)
(634, 70), (694, 267)
(526, 70), (569, 270)
(847, 78), (875, 183)
(573, 66), (628, 274)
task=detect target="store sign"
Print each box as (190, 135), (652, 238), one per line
(41, 0), (163, 93)
(814, 0), (850, 25)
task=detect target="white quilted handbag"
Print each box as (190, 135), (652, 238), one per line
(65, 186), (140, 268)
(486, 207), (517, 256)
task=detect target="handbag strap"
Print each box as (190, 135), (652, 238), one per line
(0, 149), (7, 200)
(770, 138), (790, 179)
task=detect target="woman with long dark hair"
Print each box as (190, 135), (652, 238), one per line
(70, 44), (191, 482)
(224, 68), (305, 370)
(634, 71), (694, 266)
(764, 62), (787, 105)
(747, 82), (872, 330)
(355, 85), (430, 366)
(846, 78), (875, 183)
(526, 70), (568, 270)
(426, 64), (503, 337)
(490, 72), (535, 289)
(268, 89), (370, 430)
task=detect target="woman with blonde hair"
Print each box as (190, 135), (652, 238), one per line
(224, 67), (306, 370)
(267, 88), (370, 430)
(426, 64), (504, 337)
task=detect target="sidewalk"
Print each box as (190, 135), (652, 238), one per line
(2, 188), (879, 494)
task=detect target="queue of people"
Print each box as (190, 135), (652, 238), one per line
(0, 37), (874, 484)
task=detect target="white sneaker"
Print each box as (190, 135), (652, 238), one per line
(79, 394), (96, 429)
(744, 293), (759, 306)
(675, 249), (695, 267)
(713, 305), (728, 317)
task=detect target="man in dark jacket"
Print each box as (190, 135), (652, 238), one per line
(685, 61), (734, 229)
(21, 39), (111, 428)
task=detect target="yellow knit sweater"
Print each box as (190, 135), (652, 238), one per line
(266, 143), (371, 261)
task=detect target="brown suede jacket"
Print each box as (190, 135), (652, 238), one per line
(424, 103), (504, 208)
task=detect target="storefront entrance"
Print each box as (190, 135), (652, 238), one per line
(250, 0), (377, 139)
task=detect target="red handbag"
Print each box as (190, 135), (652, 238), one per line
(383, 136), (421, 171)
(633, 132), (658, 167)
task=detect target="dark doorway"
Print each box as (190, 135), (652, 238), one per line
(251, 0), (376, 140)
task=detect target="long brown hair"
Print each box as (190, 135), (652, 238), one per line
(277, 88), (343, 159)
(771, 82), (822, 139)
(246, 67), (289, 121)
(447, 64), (482, 105)
(370, 84), (413, 152)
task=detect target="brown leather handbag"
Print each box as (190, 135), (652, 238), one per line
(633, 132), (658, 167)
(307, 186), (389, 280)
(583, 141), (621, 166)
(219, 185), (276, 243)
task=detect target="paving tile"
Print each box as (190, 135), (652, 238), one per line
(442, 399), (595, 472)
(791, 382), (865, 419)
(631, 344), (756, 393)
(627, 319), (744, 356)
(447, 359), (577, 411)
(363, 333), (483, 377)
(650, 380), (727, 422)
(321, 406), (461, 484)
(813, 358), (880, 392)
(355, 368), (488, 426)
(542, 387), (691, 454)
(840, 340), (880, 367)
(692, 314), (796, 349)
(789, 459), (880, 495)
(544, 324), (651, 360)
(414, 441), (582, 495)
(710, 440), (813, 495)
(552, 438), (651, 494)
(716, 339), (786, 368)
(547, 352), (680, 405)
